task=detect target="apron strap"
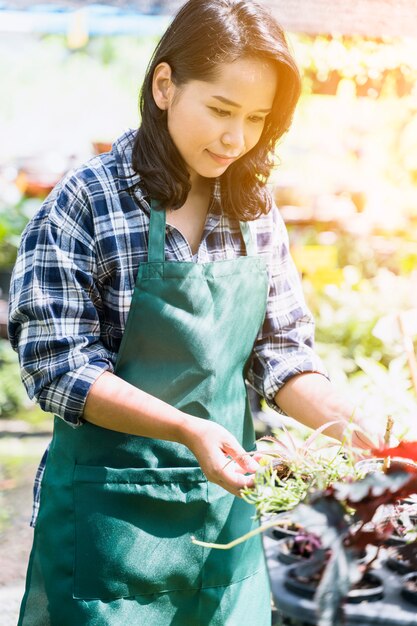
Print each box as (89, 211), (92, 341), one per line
(148, 200), (166, 263)
(148, 199), (256, 261)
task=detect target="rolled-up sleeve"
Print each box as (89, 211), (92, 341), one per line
(8, 176), (114, 426)
(247, 204), (328, 415)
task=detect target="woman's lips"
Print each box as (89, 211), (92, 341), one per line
(206, 150), (239, 166)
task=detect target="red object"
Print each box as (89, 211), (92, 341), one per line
(372, 441), (417, 463)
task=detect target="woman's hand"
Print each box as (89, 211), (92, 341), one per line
(179, 416), (260, 497)
(83, 372), (259, 496)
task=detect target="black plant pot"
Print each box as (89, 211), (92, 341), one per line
(284, 565), (319, 600)
(276, 538), (314, 566)
(271, 522), (304, 541)
(386, 549), (415, 576)
(401, 572), (417, 605)
(347, 572), (384, 604)
(284, 566), (384, 603)
(386, 534), (408, 548)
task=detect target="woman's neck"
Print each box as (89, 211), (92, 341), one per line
(167, 177), (213, 255)
(188, 174), (212, 200)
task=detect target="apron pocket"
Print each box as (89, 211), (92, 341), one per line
(72, 465), (208, 600)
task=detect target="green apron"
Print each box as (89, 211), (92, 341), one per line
(18, 201), (271, 625)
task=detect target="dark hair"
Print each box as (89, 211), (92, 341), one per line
(132, 0), (301, 220)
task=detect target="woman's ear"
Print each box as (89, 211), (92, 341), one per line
(152, 62), (174, 110)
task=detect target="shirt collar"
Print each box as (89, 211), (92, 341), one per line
(112, 128), (143, 193)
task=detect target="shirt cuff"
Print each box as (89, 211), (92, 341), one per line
(248, 350), (329, 416)
(37, 359), (114, 427)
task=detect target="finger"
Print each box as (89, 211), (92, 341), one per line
(233, 463), (251, 475)
(221, 461), (257, 491)
(205, 444), (258, 496)
(222, 442), (260, 473)
(217, 478), (253, 498)
(218, 480), (244, 498)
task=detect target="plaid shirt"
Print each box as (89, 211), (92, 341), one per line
(8, 129), (326, 526)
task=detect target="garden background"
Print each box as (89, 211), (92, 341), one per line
(1, 2), (417, 624)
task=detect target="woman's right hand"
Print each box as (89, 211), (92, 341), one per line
(179, 416), (260, 498)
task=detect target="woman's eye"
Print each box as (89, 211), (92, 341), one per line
(248, 115), (265, 124)
(209, 107), (230, 117)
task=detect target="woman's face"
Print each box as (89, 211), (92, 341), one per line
(153, 57), (278, 185)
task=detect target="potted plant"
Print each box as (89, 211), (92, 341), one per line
(281, 442), (417, 625)
(194, 435), (417, 625)
(241, 420), (356, 518)
(276, 530), (322, 565)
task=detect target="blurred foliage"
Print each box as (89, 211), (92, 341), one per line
(0, 198), (41, 267)
(290, 34), (417, 98)
(0, 339), (29, 417)
(298, 241), (417, 439)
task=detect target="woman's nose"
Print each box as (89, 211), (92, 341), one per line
(221, 123), (245, 153)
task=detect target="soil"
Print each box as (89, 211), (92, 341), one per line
(290, 540), (312, 559)
(386, 548), (414, 574)
(271, 459), (293, 481)
(270, 459), (312, 488)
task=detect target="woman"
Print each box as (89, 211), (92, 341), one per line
(9, 1), (371, 624)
